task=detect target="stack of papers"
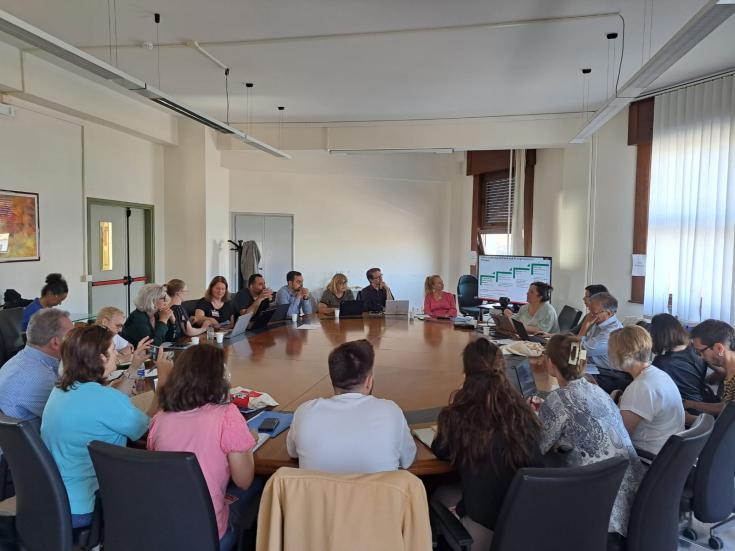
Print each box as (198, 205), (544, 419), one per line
(412, 427), (437, 449)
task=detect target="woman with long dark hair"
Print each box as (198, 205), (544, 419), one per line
(431, 338), (541, 549)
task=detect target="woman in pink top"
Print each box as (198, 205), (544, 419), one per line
(147, 344), (260, 551)
(423, 275), (458, 318)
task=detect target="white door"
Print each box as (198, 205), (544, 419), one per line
(88, 202), (152, 315)
(231, 214), (293, 291)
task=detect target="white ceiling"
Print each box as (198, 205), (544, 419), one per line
(1, 0), (733, 123)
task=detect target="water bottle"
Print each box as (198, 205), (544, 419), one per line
(207, 325), (215, 341)
(135, 364), (146, 394)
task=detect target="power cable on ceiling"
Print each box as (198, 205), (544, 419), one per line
(615, 15), (625, 96)
(225, 68), (231, 125)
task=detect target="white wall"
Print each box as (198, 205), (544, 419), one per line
(223, 150), (456, 308)
(0, 101), (167, 314)
(204, 128), (231, 286)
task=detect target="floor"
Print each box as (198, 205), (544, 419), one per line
(679, 517), (735, 550)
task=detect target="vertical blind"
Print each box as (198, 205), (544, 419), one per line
(644, 75), (735, 323)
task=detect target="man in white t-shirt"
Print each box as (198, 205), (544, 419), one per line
(286, 339), (416, 473)
(612, 326), (685, 455)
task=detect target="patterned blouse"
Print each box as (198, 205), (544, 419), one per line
(538, 378), (645, 536)
(723, 374), (735, 402)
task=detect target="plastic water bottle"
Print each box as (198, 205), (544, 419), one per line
(135, 364), (146, 394)
(207, 325), (215, 341)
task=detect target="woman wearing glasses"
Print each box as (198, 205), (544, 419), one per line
(165, 279), (210, 339)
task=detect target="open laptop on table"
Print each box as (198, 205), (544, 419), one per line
(267, 303), (290, 324)
(384, 300), (409, 316)
(339, 300), (365, 318)
(512, 318), (548, 345)
(223, 312), (253, 339)
(490, 312), (517, 337)
(250, 307), (277, 331)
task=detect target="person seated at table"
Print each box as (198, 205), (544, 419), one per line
(0, 309), (73, 422)
(22, 273), (68, 330)
(503, 282), (559, 334)
(147, 344), (261, 551)
(121, 284), (176, 347)
(571, 284), (609, 334)
(423, 275), (457, 318)
(611, 326), (685, 455)
(318, 273), (354, 317)
(650, 313), (718, 406)
(431, 338), (541, 549)
(579, 292), (626, 393)
(233, 273), (274, 319)
(538, 334), (643, 537)
(276, 271), (313, 317)
(680, 319), (735, 417)
(165, 279), (210, 340)
(96, 306), (152, 369)
(360, 268), (395, 313)
(287, 339), (416, 473)
(41, 325), (170, 528)
(194, 276), (235, 329)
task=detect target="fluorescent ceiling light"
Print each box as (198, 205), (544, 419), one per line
(571, 0), (735, 143)
(0, 9), (290, 159)
(328, 148), (455, 155)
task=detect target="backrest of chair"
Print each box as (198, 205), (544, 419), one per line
(456, 275), (481, 307)
(626, 414), (714, 551)
(0, 308), (24, 364)
(257, 467), (432, 551)
(558, 305), (582, 333)
(0, 415), (73, 551)
(489, 456), (628, 551)
(181, 299), (199, 318)
(88, 440), (219, 551)
(692, 402), (735, 522)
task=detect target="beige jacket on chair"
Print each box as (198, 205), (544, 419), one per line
(256, 467), (433, 551)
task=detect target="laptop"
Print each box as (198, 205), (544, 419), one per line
(267, 303), (290, 324)
(223, 312), (253, 339)
(384, 300), (409, 316)
(339, 300), (365, 318)
(512, 318), (548, 345)
(250, 307), (276, 331)
(490, 312), (517, 336)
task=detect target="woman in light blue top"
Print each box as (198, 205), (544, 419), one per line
(504, 281), (559, 334)
(41, 325), (154, 528)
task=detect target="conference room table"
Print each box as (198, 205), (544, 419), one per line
(218, 314), (557, 476)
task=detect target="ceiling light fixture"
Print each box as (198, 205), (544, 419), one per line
(328, 148), (455, 155)
(571, 0), (735, 143)
(0, 8), (290, 158)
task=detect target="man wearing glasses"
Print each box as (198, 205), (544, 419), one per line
(683, 319), (735, 416)
(360, 268), (395, 313)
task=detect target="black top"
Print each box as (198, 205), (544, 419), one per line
(360, 285), (387, 312)
(171, 304), (190, 340)
(195, 298), (234, 325)
(120, 308), (175, 347)
(654, 346), (718, 403)
(232, 289), (270, 318)
(432, 426), (541, 530)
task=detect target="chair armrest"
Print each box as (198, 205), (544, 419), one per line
(429, 497), (473, 551)
(634, 446), (656, 464)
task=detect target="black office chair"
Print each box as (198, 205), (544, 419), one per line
(88, 440), (220, 551)
(557, 305), (582, 333)
(430, 456), (628, 551)
(181, 299), (199, 318)
(456, 275), (482, 318)
(0, 308), (24, 367)
(680, 402), (735, 549)
(610, 414), (715, 551)
(0, 415), (100, 551)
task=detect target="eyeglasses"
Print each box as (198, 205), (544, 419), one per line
(694, 345), (713, 357)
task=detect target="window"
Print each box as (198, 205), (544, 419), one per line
(480, 171), (514, 234)
(481, 233), (512, 255)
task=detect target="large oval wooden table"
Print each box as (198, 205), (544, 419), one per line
(220, 315), (555, 476)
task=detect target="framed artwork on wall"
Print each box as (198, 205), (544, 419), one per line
(0, 189), (40, 263)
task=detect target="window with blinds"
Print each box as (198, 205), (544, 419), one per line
(480, 170), (514, 234)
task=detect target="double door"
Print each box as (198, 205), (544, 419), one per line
(88, 201), (153, 315)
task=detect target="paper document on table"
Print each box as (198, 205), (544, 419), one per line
(413, 427), (436, 449)
(253, 432), (270, 453)
(297, 323), (322, 330)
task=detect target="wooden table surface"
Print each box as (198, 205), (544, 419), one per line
(220, 316), (556, 476)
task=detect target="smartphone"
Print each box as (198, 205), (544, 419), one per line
(259, 417), (280, 433)
(148, 344), (159, 358)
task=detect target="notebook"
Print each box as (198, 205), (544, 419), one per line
(413, 427), (437, 449)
